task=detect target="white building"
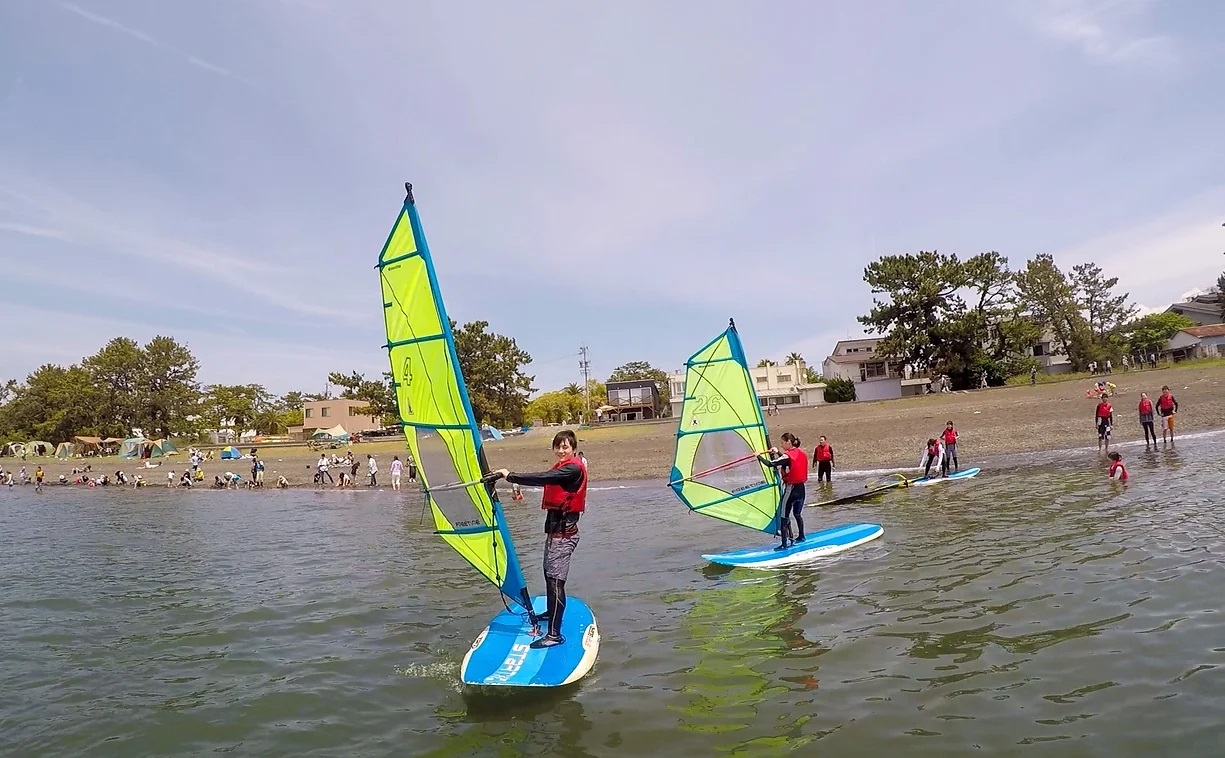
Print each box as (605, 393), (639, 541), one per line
(667, 370), (687, 419)
(822, 338), (928, 400)
(1030, 331), (1072, 374)
(749, 360), (826, 410)
(1165, 324), (1225, 361)
(667, 361), (826, 417)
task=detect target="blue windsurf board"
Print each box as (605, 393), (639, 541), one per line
(460, 595), (600, 687)
(702, 522), (884, 569)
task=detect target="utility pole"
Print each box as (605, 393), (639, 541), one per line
(579, 346), (591, 423)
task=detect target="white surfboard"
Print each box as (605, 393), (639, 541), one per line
(702, 522), (884, 569)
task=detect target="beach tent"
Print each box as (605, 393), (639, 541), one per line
(313, 424), (350, 440)
(119, 437), (149, 459)
(56, 442), (75, 459)
(149, 439), (178, 457)
(73, 436), (105, 456)
(480, 425), (504, 441)
(220, 446), (242, 460)
(1, 442), (25, 457)
(26, 440), (54, 457)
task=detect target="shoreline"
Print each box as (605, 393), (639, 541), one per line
(5, 364), (1222, 488)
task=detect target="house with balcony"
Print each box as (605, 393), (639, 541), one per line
(604, 379), (660, 421)
(667, 371), (687, 418)
(822, 338), (929, 400)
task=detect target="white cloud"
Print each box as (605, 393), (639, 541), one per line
(0, 221), (70, 241)
(57, 2), (247, 82)
(1031, 0), (1179, 66)
(1049, 186), (1225, 309)
(0, 175), (360, 321)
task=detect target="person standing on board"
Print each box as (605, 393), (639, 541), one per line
(813, 435), (834, 484)
(1108, 451), (1128, 482)
(493, 429), (587, 649)
(941, 421), (960, 473)
(390, 455), (403, 491)
(1156, 385), (1179, 443)
(758, 432), (808, 550)
(1138, 392), (1157, 446)
(1095, 396), (1114, 450)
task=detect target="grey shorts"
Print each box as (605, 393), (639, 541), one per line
(543, 534), (580, 581)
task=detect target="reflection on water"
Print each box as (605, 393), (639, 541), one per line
(2, 434), (1225, 755)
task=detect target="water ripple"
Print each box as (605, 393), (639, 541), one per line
(1, 437), (1224, 755)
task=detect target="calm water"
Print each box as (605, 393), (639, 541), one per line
(3, 435), (1225, 756)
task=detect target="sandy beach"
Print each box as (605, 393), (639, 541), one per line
(9, 363), (1223, 488)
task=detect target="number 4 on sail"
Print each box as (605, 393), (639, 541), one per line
(668, 319), (883, 568)
(376, 184), (599, 687)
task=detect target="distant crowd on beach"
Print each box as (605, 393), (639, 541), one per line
(313, 451), (417, 490)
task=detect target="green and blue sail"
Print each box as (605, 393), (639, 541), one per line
(669, 320), (783, 535)
(376, 184), (531, 612)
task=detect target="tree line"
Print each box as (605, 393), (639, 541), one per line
(857, 250), (1209, 389)
(0, 320), (538, 443)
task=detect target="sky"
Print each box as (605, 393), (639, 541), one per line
(1, 0), (1223, 395)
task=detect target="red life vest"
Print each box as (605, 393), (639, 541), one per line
(813, 443), (833, 462)
(942, 428), (957, 445)
(1096, 402), (1112, 419)
(1157, 394), (1175, 412)
(782, 447), (808, 484)
(541, 457), (587, 513)
(1138, 398), (1152, 415)
(1109, 460), (1128, 482)
(927, 443), (940, 458)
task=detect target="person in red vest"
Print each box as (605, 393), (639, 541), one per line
(1108, 451), (1128, 482)
(1095, 397), (1114, 450)
(941, 421), (959, 474)
(813, 435), (835, 483)
(1137, 392), (1157, 446)
(494, 429), (587, 649)
(1156, 385), (1179, 443)
(759, 432), (808, 550)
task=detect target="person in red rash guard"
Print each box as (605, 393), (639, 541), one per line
(941, 421), (959, 474)
(813, 435), (834, 483)
(758, 432), (808, 550)
(1138, 392), (1156, 446)
(494, 429), (586, 649)
(1095, 397), (1113, 450)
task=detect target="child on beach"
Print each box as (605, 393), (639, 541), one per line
(390, 455), (403, 490)
(1095, 397), (1113, 450)
(1108, 452), (1128, 482)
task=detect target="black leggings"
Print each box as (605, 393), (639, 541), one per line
(1141, 421), (1156, 444)
(781, 483), (805, 541)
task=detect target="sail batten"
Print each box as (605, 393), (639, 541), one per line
(377, 186), (531, 611)
(669, 321), (782, 536)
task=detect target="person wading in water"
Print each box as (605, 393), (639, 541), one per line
(493, 430), (587, 649)
(1138, 392), (1157, 446)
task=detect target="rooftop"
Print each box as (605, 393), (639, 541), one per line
(1182, 324), (1225, 338)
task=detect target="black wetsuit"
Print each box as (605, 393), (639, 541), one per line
(506, 462), (585, 646)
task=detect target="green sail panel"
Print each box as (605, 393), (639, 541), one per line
(669, 320), (782, 535)
(376, 184), (531, 611)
